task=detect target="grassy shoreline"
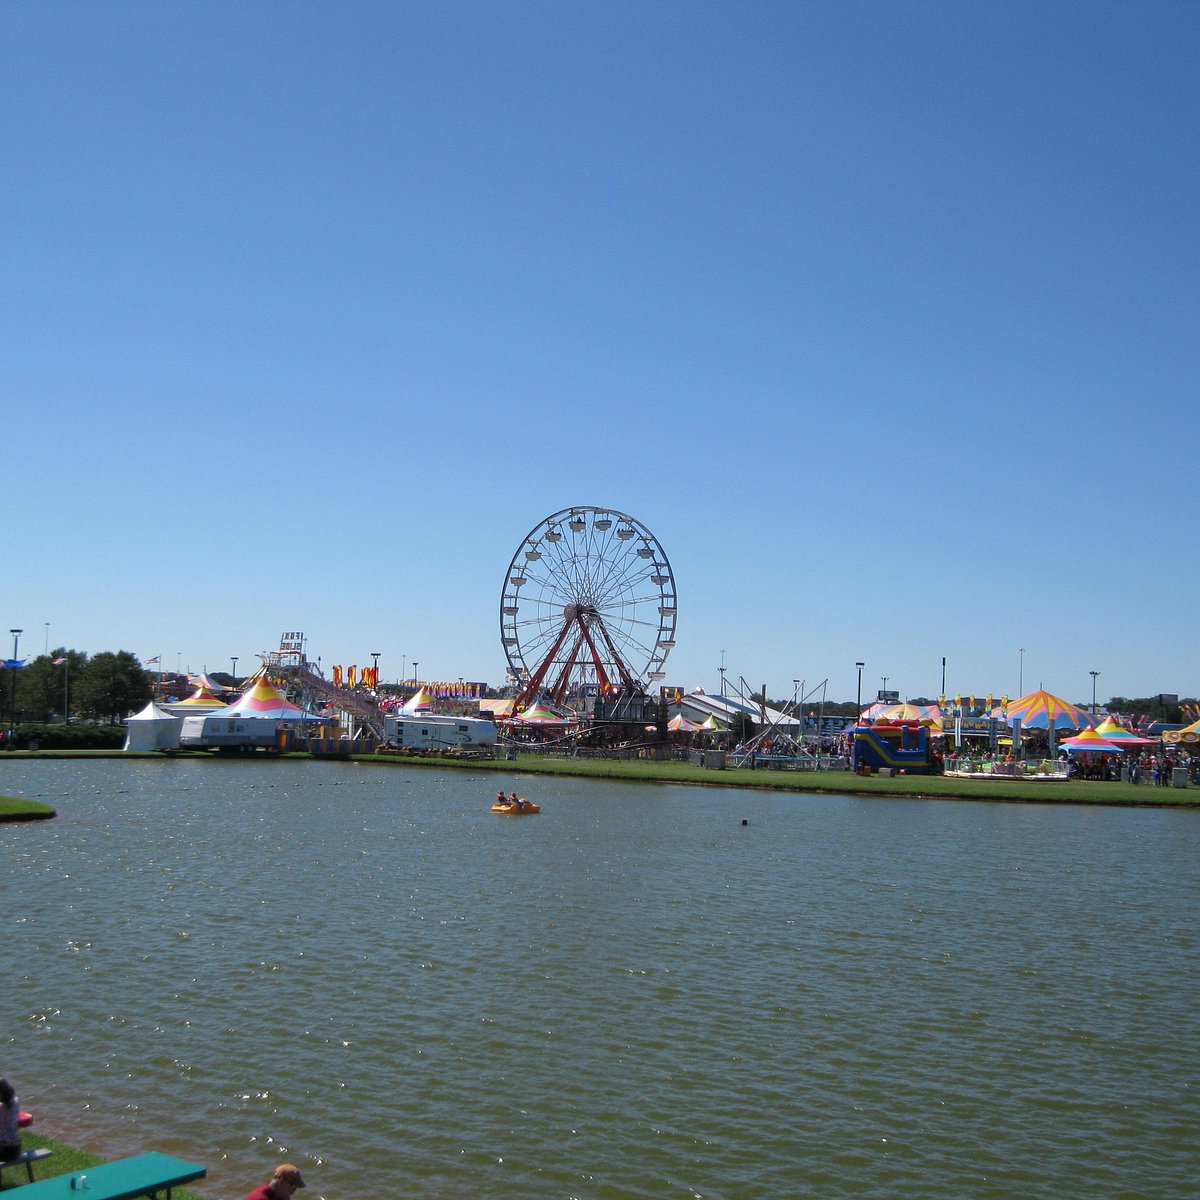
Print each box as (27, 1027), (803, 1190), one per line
(0, 795), (56, 821)
(0, 748), (1196, 811)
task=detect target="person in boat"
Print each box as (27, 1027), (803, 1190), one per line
(509, 791), (525, 811)
(496, 791), (507, 807)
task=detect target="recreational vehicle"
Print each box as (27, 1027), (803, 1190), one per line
(384, 714), (496, 751)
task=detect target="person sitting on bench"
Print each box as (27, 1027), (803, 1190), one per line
(0, 1078), (21, 1162)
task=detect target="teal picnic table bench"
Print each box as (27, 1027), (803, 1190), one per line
(5, 1153), (205, 1200)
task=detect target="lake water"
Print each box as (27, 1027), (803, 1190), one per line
(2, 758), (1198, 1199)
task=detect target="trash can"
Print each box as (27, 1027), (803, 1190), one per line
(1171, 767), (1190, 788)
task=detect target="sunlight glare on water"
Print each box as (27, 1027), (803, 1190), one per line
(3, 759), (1199, 1198)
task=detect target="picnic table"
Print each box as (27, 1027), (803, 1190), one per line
(8, 1152), (205, 1200)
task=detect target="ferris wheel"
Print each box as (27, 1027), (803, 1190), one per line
(500, 506), (677, 708)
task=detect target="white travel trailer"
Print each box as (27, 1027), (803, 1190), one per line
(384, 714), (497, 751)
(179, 714), (285, 751)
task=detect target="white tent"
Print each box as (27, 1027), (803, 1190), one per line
(124, 701), (184, 751)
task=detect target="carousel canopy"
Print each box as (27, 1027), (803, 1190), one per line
(1000, 689), (1096, 730)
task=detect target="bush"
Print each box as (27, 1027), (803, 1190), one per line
(5, 723), (125, 750)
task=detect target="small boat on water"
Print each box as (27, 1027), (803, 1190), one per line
(491, 794), (540, 814)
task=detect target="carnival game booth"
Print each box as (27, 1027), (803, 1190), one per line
(850, 721), (936, 775)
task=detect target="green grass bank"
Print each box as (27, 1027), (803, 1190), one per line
(1, 749), (1196, 810)
(0, 794), (56, 821)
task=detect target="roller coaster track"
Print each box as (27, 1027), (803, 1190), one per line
(278, 664), (387, 739)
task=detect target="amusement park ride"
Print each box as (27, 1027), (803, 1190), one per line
(500, 506), (677, 719)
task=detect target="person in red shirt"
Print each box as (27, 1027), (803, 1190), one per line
(245, 1164), (305, 1200)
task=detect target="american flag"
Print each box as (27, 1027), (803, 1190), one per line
(145, 656), (160, 665)
(52, 657), (67, 665)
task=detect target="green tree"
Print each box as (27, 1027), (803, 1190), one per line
(74, 651), (152, 724)
(729, 711), (757, 743)
(14, 649), (88, 722)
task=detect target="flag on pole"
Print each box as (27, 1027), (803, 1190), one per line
(145, 656), (160, 665)
(53, 657), (67, 666)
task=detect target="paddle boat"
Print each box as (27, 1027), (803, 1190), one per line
(491, 792), (540, 815)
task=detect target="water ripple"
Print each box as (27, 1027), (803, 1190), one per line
(2, 760), (1199, 1197)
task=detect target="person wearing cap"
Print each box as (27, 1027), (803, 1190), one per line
(245, 1164), (306, 1200)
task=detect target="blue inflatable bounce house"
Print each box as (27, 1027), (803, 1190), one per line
(850, 721), (936, 775)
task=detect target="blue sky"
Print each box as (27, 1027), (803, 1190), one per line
(3, 1), (1196, 707)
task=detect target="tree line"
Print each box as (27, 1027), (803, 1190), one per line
(4, 649), (153, 727)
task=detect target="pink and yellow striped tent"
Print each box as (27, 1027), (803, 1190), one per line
(175, 686), (227, 708)
(1059, 728), (1126, 753)
(222, 679), (321, 721)
(1093, 716), (1157, 746)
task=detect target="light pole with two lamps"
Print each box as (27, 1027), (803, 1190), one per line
(1090, 670), (1100, 715)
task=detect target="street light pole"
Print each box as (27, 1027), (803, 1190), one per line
(855, 662), (864, 722)
(231, 656), (238, 686)
(1090, 670), (1100, 715)
(9, 628), (22, 735)
(372, 652), (381, 690)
